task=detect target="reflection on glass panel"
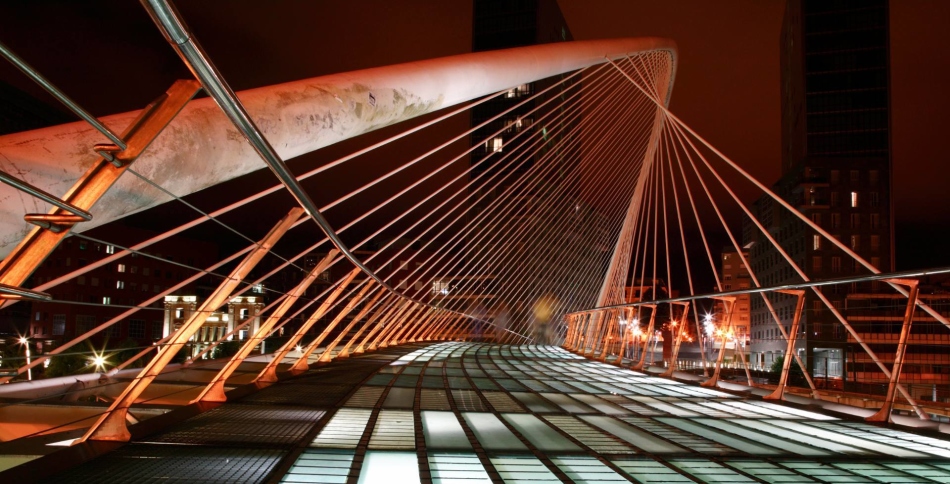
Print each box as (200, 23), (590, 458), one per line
(543, 415), (635, 454)
(428, 453), (492, 484)
(345, 387), (384, 408)
(818, 422), (950, 458)
(581, 416), (685, 454)
(369, 410), (415, 450)
(611, 458), (695, 483)
(695, 419), (828, 457)
(776, 421), (924, 457)
(490, 455), (559, 484)
(540, 393), (596, 414)
(657, 418), (779, 455)
(502, 414), (581, 452)
(482, 392), (526, 413)
(669, 459), (758, 483)
(723, 460), (817, 483)
(571, 394), (629, 415)
(281, 449), (354, 484)
(511, 392), (559, 413)
(833, 462), (930, 482)
(358, 451), (421, 484)
(383, 387), (416, 409)
(462, 413), (527, 451)
(551, 456), (628, 483)
(730, 420), (867, 454)
(312, 409), (371, 449)
(422, 411), (471, 450)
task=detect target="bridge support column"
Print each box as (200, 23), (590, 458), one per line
(195, 249), (337, 402)
(868, 279), (921, 423)
(80, 207), (301, 442)
(702, 297), (735, 387)
(662, 302), (691, 378)
(631, 305), (656, 371)
(318, 288), (382, 363)
(288, 269), (362, 373)
(765, 290), (805, 401)
(256, 269), (358, 384)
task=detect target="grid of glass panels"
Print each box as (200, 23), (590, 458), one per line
(275, 342), (950, 483)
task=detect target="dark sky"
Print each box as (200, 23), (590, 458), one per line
(560, 0), (950, 272)
(1, 0), (948, 276)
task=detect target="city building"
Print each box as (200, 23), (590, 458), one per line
(21, 226), (218, 354)
(712, 249), (751, 365)
(746, 0), (893, 383)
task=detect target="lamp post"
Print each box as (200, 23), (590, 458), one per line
(18, 336), (31, 381)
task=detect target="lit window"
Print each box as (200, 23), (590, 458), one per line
(851, 191), (858, 208)
(812, 235), (821, 250)
(240, 308), (249, 320)
(175, 308), (183, 318)
(117, 263), (126, 273)
(850, 235), (860, 250)
(116, 280), (125, 289)
(491, 137), (503, 153)
(432, 280), (451, 295)
(102, 296), (111, 305)
(105, 245), (115, 254)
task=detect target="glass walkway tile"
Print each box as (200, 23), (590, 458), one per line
(722, 460), (815, 483)
(571, 394), (630, 415)
(482, 391), (527, 412)
(281, 449), (355, 484)
(462, 412), (528, 451)
(831, 462), (933, 483)
(657, 417), (783, 455)
(773, 421), (926, 458)
(581, 415), (686, 454)
(502, 413), (582, 452)
(368, 410), (415, 450)
(693, 418), (830, 457)
(550, 455), (629, 483)
(344, 386), (384, 408)
(311, 408), (372, 449)
(357, 451), (420, 484)
(669, 458), (758, 483)
(610, 457), (696, 483)
(543, 415), (636, 454)
(490, 455), (560, 484)
(619, 417), (738, 455)
(428, 453), (492, 484)
(422, 411), (472, 450)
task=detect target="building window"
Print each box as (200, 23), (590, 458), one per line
(850, 213), (860, 228)
(143, 267), (150, 276)
(870, 213), (880, 229)
(490, 137), (503, 153)
(319, 270), (331, 282)
(130, 266), (138, 274)
(91, 277), (99, 287)
(432, 280), (451, 295)
(869, 192), (880, 208)
(831, 213), (841, 229)
(105, 245), (115, 254)
(870, 235), (880, 251)
(240, 308), (249, 320)
(850, 191), (858, 208)
(850, 170), (860, 183)
(811, 213), (821, 225)
(118, 263), (126, 273)
(76, 315), (96, 334)
(871, 256), (881, 269)
(869, 170), (879, 185)
(812, 256), (822, 271)
(52, 314), (66, 336)
(850, 235), (860, 250)
(78, 275), (86, 285)
(152, 321), (164, 339)
(830, 192), (839, 207)
(175, 308), (184, 319)
(831, 256), (841, 273)
(129, 319), (146, 339)
(812, 235), (821, 250)
(830, 170), (840, 184)
(116, 280), (125, 289)
(103, 296), (111, 305)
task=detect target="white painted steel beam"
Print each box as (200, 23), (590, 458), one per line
(0, 38), (675, 258)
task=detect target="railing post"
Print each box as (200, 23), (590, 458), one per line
(868, 279), (922, 422)
(632, 304), (657, 371)
(702, 297), (735, 387)
(765, 290), (805, 401)
(661, 302), (690, 377)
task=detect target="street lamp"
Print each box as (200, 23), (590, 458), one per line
(18, 336), (31, 381)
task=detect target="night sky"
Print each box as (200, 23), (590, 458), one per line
(1, 0), (948, 282)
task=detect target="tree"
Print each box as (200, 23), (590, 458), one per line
(769, 355), (806, 386)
